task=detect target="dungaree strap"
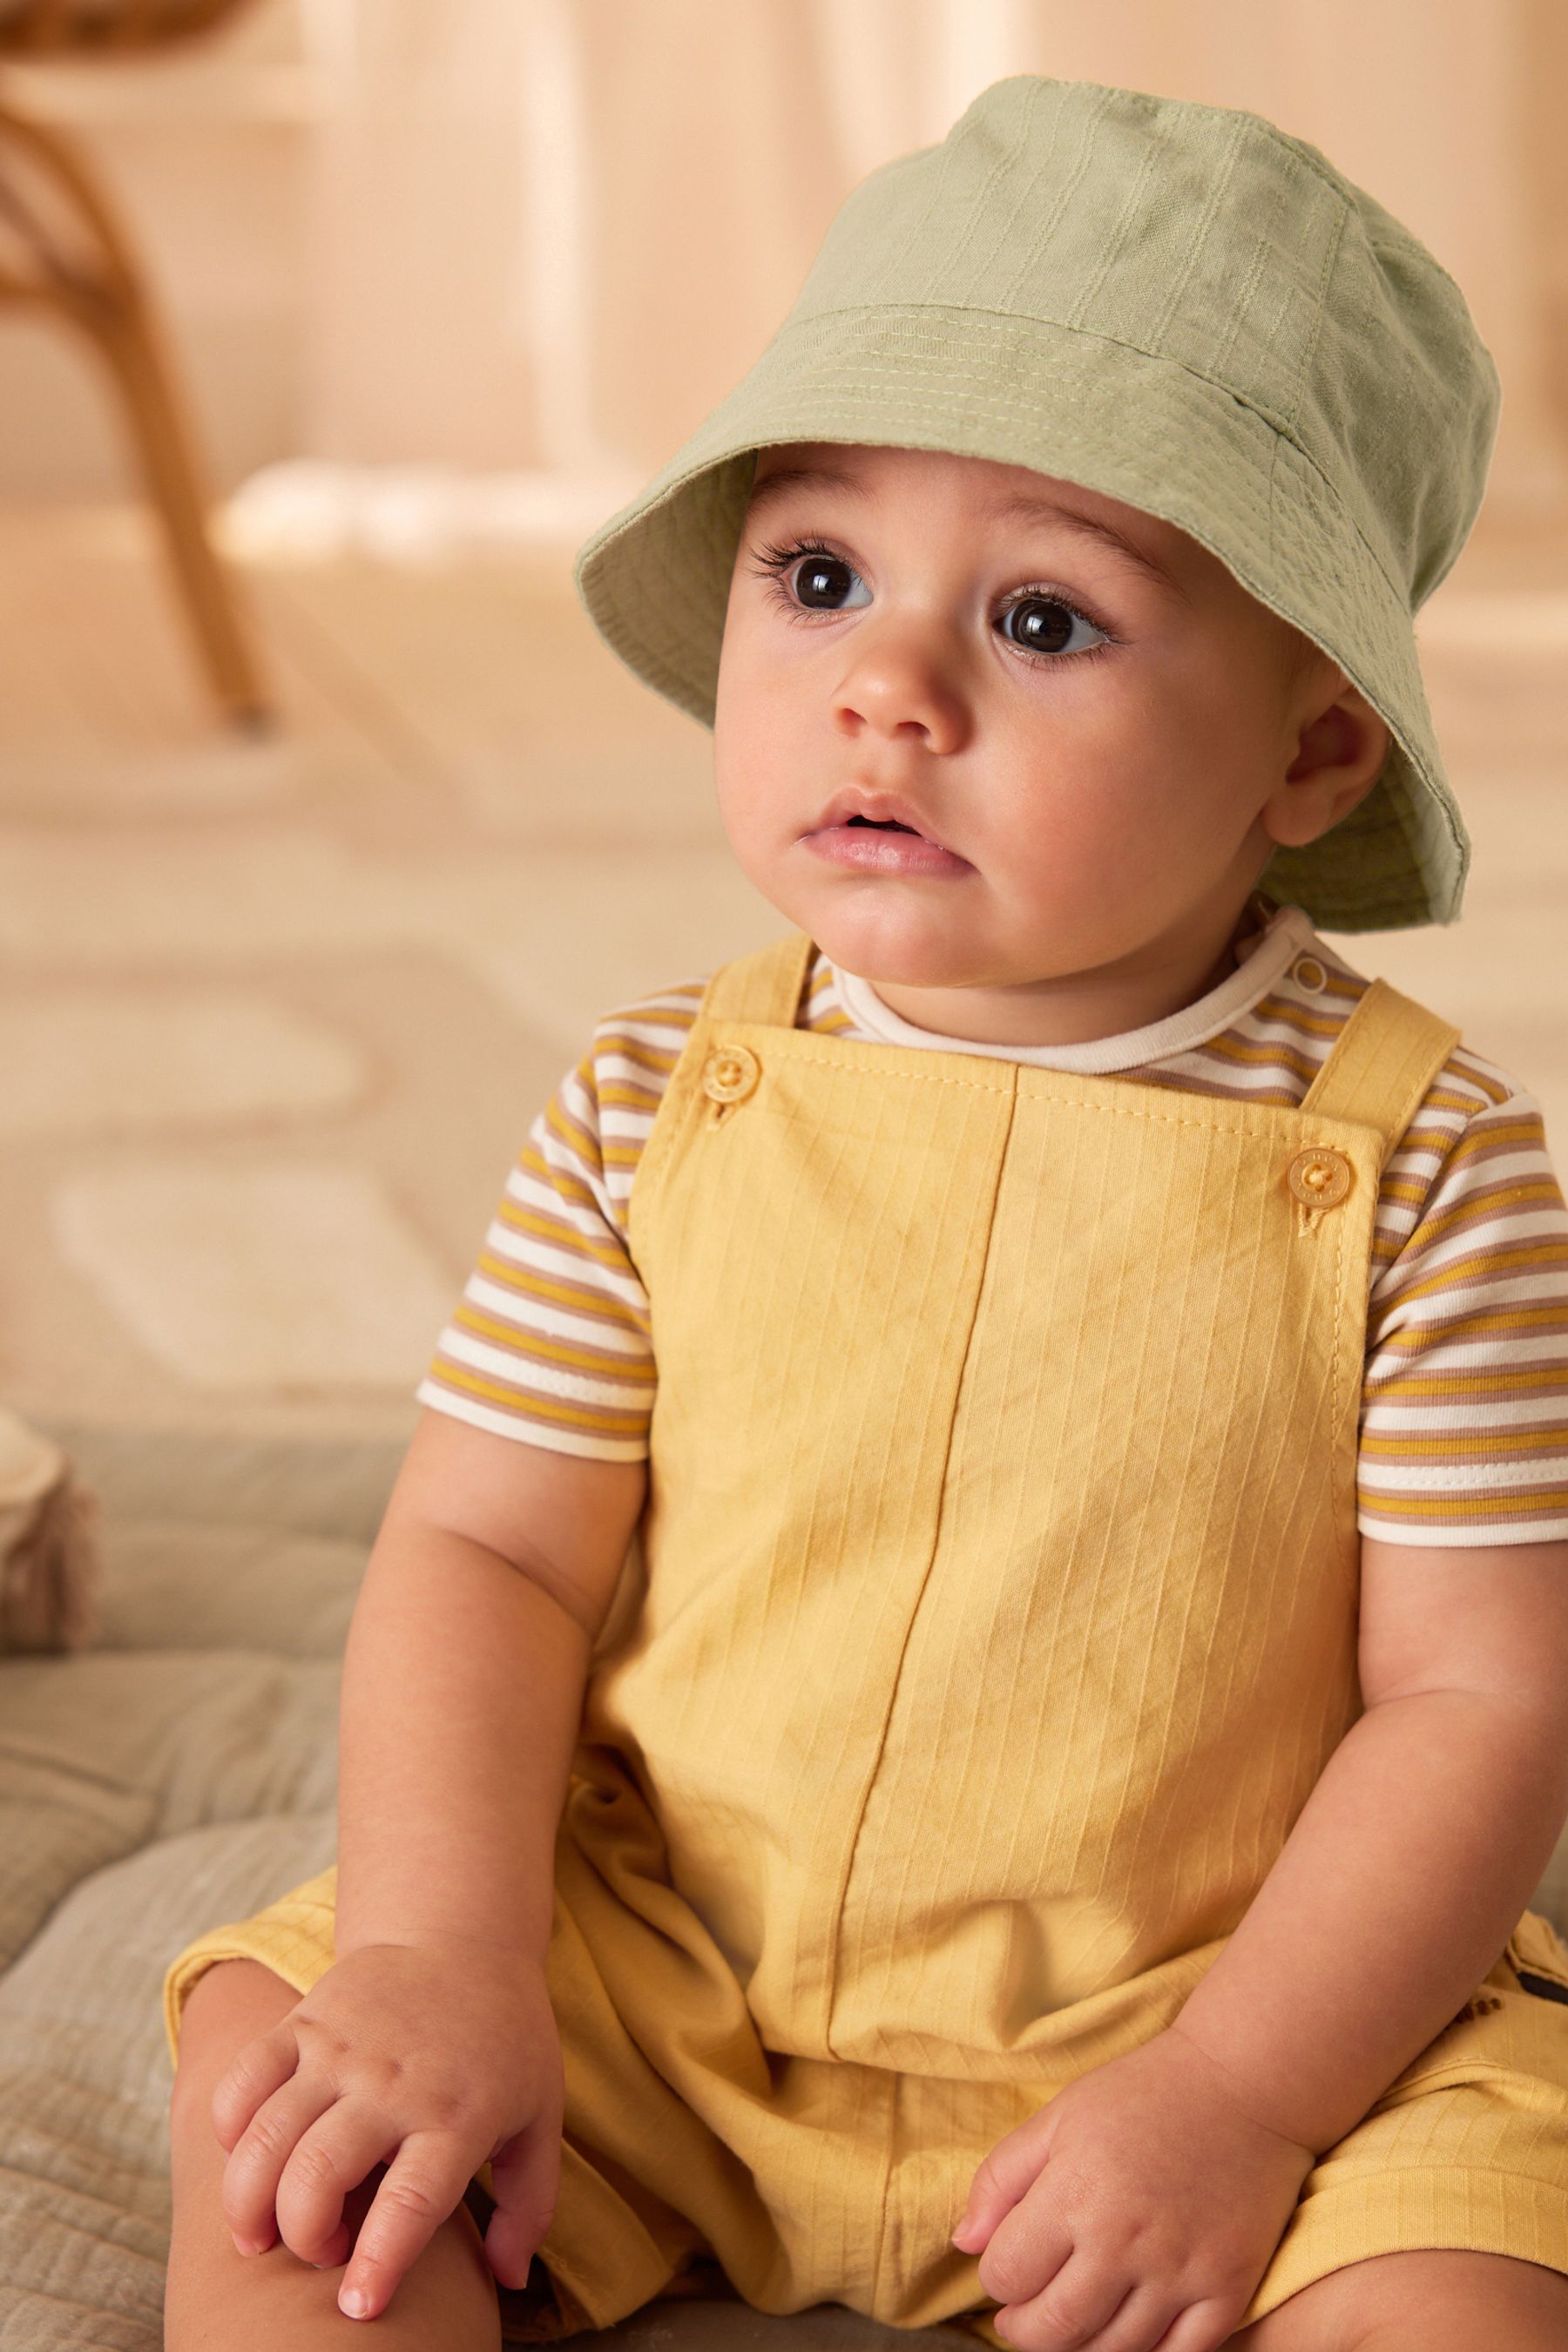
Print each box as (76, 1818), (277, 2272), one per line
(1299, 977), (1462, 1170)
(699, 930), (818, 1029)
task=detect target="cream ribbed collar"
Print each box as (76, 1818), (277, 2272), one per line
(828, 896), (1321, 1074)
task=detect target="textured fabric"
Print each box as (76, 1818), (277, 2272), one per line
(572, 76), (1502, 931)
(0, 1425), (388, 2351)
(166, 930), (1568, 2340)
(416, 898), (1568, 1545)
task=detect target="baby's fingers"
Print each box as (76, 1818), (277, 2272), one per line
(954, 2105), (1057, 2253)
(220, 2072), (338, 2254)
(274, 2104), (397, 2270)
(484, 2105), (563, 2289)
(338, 2132), (472, 2320)
(210, 2021), (301, 2155)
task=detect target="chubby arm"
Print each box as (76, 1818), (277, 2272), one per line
(1171, 1530), (1568, 2153)
(335, 1408), (646, 1968)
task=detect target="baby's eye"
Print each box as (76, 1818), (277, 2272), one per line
(997, 593), (1110, 660)
(771, 547), (872, 614)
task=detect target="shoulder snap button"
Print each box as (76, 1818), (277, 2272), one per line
(700, 1044), (760, 1105)
(1292, 955), (1328, 994)
(1286, 1147), (1351, 1209)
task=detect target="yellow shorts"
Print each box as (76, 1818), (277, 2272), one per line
(166, 1867), (1568, 2343)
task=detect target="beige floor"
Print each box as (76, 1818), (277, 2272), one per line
(2, 500), (1566, 1445)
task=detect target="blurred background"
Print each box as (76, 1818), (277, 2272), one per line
(3, 0), (1567, 1448)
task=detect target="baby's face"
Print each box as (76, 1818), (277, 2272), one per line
(713, 442), (1390, 1043)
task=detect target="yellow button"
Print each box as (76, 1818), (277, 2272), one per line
(1286, 1147), (1352, 1209)
(1292, 955), (1328, 994)
(700, 1044), (760, 1105)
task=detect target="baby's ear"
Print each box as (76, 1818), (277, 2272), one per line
(1270, 689), (1391, 847)
(1334, 682), (1394, 786)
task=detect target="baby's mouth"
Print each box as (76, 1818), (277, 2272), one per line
(804, 810), (971, 875)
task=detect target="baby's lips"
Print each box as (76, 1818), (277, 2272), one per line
(811, 786), (954, 849)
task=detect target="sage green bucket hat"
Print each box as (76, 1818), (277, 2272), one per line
(574, 74), (1502, 931)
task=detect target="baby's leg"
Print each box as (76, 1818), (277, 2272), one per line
(166, 1957), (503, 2350)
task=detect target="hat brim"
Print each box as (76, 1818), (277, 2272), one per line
(575, 303), (1468, 932)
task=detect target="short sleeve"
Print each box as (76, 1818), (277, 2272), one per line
(416, 977), (707, 1458)
(1359, 1082), (1568, 1544)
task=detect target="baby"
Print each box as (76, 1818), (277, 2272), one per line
(160, 76), (1568, 2352)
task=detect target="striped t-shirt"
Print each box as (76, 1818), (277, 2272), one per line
(417, 892), (1568, 1548)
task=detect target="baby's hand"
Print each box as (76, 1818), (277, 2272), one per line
(951, 2025), (1316, 2352)
(210, 1939), (564, 2322)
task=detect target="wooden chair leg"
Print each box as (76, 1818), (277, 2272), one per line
(0, 96), (273, 730)
(88, 291), (273, 727)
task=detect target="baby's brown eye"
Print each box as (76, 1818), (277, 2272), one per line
(1004, 597), (1078, 655)
(794, 553), (856, 609)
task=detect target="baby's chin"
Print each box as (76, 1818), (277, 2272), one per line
(794, 905), (1072, 996)
(806, 891), (1204, 1004)
(748, 875), (972, 966)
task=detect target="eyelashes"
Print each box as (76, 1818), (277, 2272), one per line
(745, 537), (1120, 667)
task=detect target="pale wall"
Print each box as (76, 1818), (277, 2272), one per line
(1, 0), (1565, 517)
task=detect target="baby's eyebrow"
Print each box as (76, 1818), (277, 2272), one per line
(745, 461), (866, 521)
(745, 462), (1185, 600)
(990, 490), (1187, 602)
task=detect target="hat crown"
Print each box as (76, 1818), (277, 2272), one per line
(788, 77), (1499, 613)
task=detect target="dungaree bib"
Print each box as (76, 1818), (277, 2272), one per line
(165, 928), (1568, 2340)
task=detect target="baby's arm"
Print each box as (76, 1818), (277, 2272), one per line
(211, 1409), (646, 2321)
(1170, 1530), (1568, 2149)
(334, 1409), (644, 1977)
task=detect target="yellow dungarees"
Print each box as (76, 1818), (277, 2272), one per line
(166, 929), (1568, 2339)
